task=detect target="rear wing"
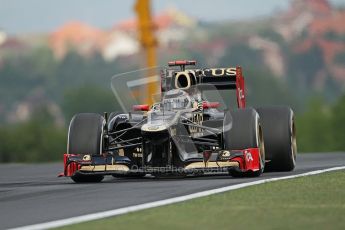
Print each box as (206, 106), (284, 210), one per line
(195, 67), (238, 90)
(162, 65), (246, 108)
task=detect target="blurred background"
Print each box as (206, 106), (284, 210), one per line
(0, 0), (345, 162)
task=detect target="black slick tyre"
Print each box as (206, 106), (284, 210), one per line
(68, 113), (105, 183)
(255, 106), (297, 171)
(223, 108), (265, 177)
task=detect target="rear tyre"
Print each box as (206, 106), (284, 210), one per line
(223, 108), (265, 177)
(256, 106), (297, 171)
(68, 113), (105, 183)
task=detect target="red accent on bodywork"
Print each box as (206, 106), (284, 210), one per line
(202, 101), (220, 109)
(235, 66), (246, 108)
(243, 148), (260, 171)
(62, 153), (80, 177)
(231, 156), (245, 170)
(203, 150), (212, 163)
(229, 148), (261, 172)
(168, 60), (196, 66)
(133, 104), (150, 111)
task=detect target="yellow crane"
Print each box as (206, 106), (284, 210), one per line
(134, 0), (158, 105)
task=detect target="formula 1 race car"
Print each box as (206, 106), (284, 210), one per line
(60, 60), (297, 182)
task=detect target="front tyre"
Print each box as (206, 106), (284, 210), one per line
(71, 173), (104, 183)
(68, 113), (105, 183)
(223, 108), (265, 177)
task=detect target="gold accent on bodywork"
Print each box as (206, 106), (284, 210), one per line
(133, 152), (143, 157)
(222, 151), (231, 157)
(82, 155), (91, 161)
(184, 161), (239, 169)
(175, 71), (192, 90)
(189, 113), (203, 134)
(141, 124), (168, 132)
(80, 164), (129, 172)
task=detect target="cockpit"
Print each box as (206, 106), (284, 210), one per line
(153, 89), (193, 111)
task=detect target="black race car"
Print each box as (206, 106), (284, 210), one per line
(60, 60), (297, 183)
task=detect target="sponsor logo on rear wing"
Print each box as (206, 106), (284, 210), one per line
(191, 67), (237, 77)
(163, 67), (239, 91)
(165, 67), (237, 78)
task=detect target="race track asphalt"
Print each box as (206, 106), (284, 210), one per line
(0, 152), (344, 229)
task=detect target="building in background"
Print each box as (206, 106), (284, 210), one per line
(48, 7), (196, 61)
(49, 21), (107, 59)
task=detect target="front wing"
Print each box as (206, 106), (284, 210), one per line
(59, 148), (261, 177)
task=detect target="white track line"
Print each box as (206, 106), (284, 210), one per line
(9, 166), (345, 230)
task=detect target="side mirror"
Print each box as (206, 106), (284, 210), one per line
(132, 104), (150, 111)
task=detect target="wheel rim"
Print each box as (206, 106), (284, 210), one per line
(100, 118), (106, 154)
(258, 124), (265, 171)
(291, 118), (297, 165)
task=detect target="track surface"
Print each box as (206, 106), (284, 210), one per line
(1, 153), (344, 229)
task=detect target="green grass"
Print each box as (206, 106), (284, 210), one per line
(58, 171), (345, 230)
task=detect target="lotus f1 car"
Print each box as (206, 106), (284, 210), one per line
(60, 60), (297, 182)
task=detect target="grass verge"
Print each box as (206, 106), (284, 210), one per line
(58, 170), (345, 230)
